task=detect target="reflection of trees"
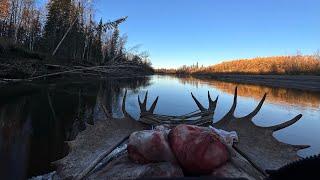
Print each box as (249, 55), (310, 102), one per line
(0, 98), (32, 180)
(0, 76), (151, 179)
(177, 76), (320, 108)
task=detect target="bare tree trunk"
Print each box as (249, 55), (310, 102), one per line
(13, 0), (23, 44)
(52, 16), (78, 56)
(82, 39), (87, 59)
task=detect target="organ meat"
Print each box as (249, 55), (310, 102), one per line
(128, 126), (177, 164)
(168, 124), (230, 175)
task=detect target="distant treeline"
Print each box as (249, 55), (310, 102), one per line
(157, 55), (320, 75)
(0, 0), (152, 68)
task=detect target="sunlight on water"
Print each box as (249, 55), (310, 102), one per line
(1, 75), (319, 178)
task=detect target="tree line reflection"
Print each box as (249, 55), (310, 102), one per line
(177, 76), (320, 109)
(0, 77), (151, 179)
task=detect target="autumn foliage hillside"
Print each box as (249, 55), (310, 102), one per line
(164, 56), (320, 75)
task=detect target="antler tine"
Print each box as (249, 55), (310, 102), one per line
(143, 91), (148, 106)
(208, 91), (218, 110)
(208, 91), (213, 103)
(139, 91), (148, 112)
(215, 95), (219, 102)
(227, 87), (238, 116)
(138, 95), (142, 106)
(208, 91), (213, 107)
(241, 93), (267, 120)
(122, 90), (127, 113)
(292, 144), (311, 150)
(267, 114), (302, 132)
(148, 96), (159, 114)
(213, 87), (238, 125)
(138, 95), (146, 112)
(191, 92), (206, 111)
(122, 90), (134, 119)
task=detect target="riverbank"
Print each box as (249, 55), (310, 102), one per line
(0, 57), (154, 84)
(192, 74), (320, 92)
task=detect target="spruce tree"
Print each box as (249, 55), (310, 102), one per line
(91, 19), (103, 64)
(109, 27), (119, 61)
(42, 0), (72, 57)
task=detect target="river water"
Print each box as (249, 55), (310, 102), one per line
(1, 75), (319, 179)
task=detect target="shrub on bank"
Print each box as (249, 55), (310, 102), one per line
(0, 38), (42, 60)
(8, 46), (43, 60)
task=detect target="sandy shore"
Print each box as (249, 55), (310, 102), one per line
(194, 74), (320, 92)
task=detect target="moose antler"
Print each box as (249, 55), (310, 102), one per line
(212, 87), (310, 172)
(122, 90), (135, 120)
(53, 90), (146, 179)
(137, 91), (218, 127)
(52, 88), (310, 179)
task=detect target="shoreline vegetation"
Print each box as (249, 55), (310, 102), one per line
(157, 55), (320, 91)
(176, 76), (320, 108)
(0, 1), (153, 83)
(157, 55), (320, 75)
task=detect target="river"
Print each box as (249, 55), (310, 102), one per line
(0, 75), (319, 179)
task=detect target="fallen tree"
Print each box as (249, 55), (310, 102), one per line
(0, 59), (154, 83)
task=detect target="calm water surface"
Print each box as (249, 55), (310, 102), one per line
(1, 75), (319, 179)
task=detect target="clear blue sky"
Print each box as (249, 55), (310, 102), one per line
(39, 0), (319, 68)
(93, 0), (320, 68)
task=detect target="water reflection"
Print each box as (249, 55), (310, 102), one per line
(0, 77), (151, 179)
(177, 76), (320, 109)
(1, 75), (319, 179)
(0, 98), (32, 180)
(151, 75), (320, 158)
